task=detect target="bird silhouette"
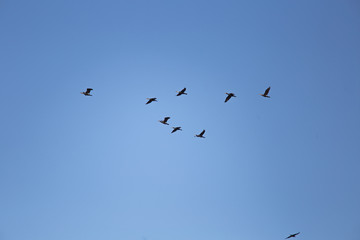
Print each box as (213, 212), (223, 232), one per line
(225, 92), (236, 102)
(81, 88), (93, 96)
(286, 232), (300, 239)
(195, 130), (206, 138)
(176, 88), (187, 96)
(171, 127), (182, 133)
(159, 117), (170, 125)
(260, 87), (271, 98)
(146, 98), (157, 104)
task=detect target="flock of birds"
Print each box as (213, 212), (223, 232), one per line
(81, 87), (271, 137)
(145, 87), (270, 137)
(81, 86), (272, 137)
(80, 86), (301, 239)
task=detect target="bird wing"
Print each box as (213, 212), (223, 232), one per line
(264, 87), (270, 95)
(86, 88), (93, 94)
(294, 232), (300, 236)
(225, 95), (231, 102)
(200, 130), (205, 136)
(164, 117), (170, 121)
(146, 99), (152, 104)
(177, 88), (186, 95)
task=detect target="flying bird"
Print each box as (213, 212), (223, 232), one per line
(176, 88), (187, 96)
(260, 87), (271, 98)
(286, 232), (300, 239)
(81, 88), (93, 96)
(159, 117), (170, 125)
(195, 130), (206, 138)
(146, 98), (157, 104)
(171, 127), (182, 133)
(225, 93), (236, 103)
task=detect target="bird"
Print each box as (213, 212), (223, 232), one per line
(176, 88), (187, 96)
(171, 127), (182, 133)
(159, 117), (170, 125)
(286, 232), (300, 239)
(225, 93), (236, 102)
(146, 98), (157, 104)
(81, 88), (93, 96)
(260, 87), (271, 98)
(195, 130), (206, 138)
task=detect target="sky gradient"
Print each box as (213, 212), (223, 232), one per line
(1, 1), (360, 240)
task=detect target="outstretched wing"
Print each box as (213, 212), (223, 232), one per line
(177, 88), (186, 96)
(225, 95), (231, 102)
(164, 117), (170, 122)
(264, 87), (270, 96)
(285, 232), (299, 239)
(200, 130), (205, 136)
(86, 88), (93, 94)
(146, 98), (157, 104)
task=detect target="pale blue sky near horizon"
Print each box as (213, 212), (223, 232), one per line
(0, 1), (360, 240)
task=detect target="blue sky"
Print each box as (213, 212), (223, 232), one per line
(0, 0), (360, 240)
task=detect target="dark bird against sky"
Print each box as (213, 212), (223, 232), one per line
(171, 126), (182, 133)
(225, 92), (236, 102)
(176, 87), (187, 96)
(260, 87), (271, 98)
(159, 117), (170, 125)
(286, 232), (300, 239)
(146, 98), (157, 104)
(195, 129), (206, 138)
(81, 88), (93, 96)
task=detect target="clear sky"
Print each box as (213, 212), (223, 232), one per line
(0, 0), (360, 240)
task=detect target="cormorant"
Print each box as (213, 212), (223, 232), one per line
(286, 232), (300, 239)
(176, 88), (187, 96)
(260, 87), (271, 98)
(159, 117), (170, 125)
(81, 88), (93, 96)
(225, 93), (236, 102)
(171, 127), (182, 133)
(146, 98), (157, 104)
(195, 130), (206, 138)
